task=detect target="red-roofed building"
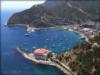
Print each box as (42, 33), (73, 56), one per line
(33, 48), (49, 60)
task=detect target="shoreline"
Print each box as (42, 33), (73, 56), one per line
(7, 24), (99, 75)
(16, 48), (75, 75)
(6, 24), (87, 40)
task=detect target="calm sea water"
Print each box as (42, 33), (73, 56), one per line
(1, 9), (81, 75)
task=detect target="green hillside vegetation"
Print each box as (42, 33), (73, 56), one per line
(62, 34), (100, 75)
(55, 33), (100, 75)
(7, 0), (100, 27)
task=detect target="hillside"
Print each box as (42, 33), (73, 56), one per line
(57, 33), (100, 75)
(7, 0), (100, 27)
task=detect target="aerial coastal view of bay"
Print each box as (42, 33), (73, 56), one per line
(1, 0), (100, 75)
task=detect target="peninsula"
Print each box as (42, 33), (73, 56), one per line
(16, 48), (75, 75)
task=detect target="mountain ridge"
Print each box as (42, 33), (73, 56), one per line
(7, 0), (100, 27)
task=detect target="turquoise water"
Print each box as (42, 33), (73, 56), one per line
(1, 9), (81, 75)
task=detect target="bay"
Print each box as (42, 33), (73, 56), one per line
(1, 9), (81, 75)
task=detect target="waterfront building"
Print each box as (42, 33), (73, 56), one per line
(33, 48), (49, 60)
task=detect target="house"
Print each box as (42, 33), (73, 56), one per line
(33, 48), (49, 60)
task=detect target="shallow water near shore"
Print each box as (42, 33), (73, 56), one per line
(1, 9), (81, 75)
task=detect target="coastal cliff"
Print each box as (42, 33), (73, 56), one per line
(7, 0), (100, 27)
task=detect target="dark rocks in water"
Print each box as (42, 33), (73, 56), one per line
(7, 0), (100, 27)
(24, 33), (30, 37)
